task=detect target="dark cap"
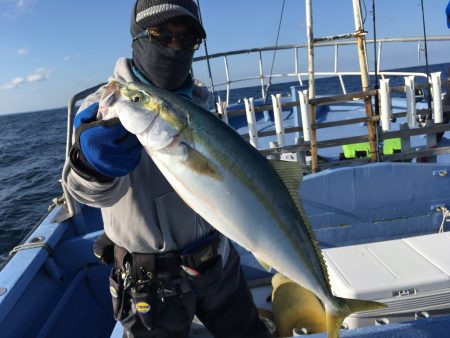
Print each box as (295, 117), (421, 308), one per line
(135, 0), (206, 38)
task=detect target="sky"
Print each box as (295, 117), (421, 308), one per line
(0, 0), (449, 115)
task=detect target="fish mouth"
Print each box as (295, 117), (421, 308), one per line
(99, 81), (120, 111)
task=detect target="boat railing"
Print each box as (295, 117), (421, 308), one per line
(216, 76), (450, 173)
(61, 35), (450, 213)
(63, 82), (106, 217)
(193, 36), (449, 105)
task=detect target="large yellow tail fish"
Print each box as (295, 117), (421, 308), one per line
(99, 81), (386, 337)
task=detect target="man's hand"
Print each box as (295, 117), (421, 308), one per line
(70, 102), (143, 181)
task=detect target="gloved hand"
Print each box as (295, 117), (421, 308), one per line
(93, 232), (115, 265)
(69, 102), (143, 181)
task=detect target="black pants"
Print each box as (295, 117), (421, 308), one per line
(119, 244), (271, 338)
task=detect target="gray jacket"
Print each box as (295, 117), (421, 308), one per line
(62, 58), (229, 261)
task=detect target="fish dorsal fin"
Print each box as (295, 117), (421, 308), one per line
(269, 160), (303, 211)
(269, 159), (332, 290)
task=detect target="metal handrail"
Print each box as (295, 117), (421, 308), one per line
(193, 35), (450, 105)
(63, 82), (106, 216)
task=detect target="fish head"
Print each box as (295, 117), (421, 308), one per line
(99, 80), (184, 151)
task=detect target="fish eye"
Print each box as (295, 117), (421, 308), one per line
(130, 91), (144, 103)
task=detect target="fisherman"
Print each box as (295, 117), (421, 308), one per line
(62, 0), (272, 337)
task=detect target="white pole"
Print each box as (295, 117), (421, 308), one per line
(224, 56), (230, 105)
(404, 76), (416, 128)
(379, 78), (391, 131)
(216, 102), (229, 125)
(430, 72), (443, 124)
(352, 0), (363, 31)
(305, 0), (315, 99)
(272, 94), (285, 146)
(305, 0), (319, 171)
(299, 90), (311, 142)
(352, 0), (377, 160)
(244, 97), (259, 148)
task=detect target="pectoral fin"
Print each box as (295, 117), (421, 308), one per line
(183, 144), (221, 180)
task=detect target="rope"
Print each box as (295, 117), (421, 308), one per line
(10, 241), (53, 256)
(263, 0), (286, 103)
(195, 0), (218, 109)
(420, 0), (432, 111)
(362, 0), (368, 24)
(371, 0), (380, 162)
(438, 206), (450, 233)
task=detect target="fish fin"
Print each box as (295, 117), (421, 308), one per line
(184, 145), (221, 180)
(254, 255), (272, 272)
(326, 297), (388, 338)
(269, 159), (303, 186)
(269, 160), (332, 290)
(268, 160), (304, 220)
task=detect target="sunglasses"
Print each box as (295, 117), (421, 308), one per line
(133, 29), (202, 50)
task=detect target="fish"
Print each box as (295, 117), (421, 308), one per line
(99, 80), (386, 338)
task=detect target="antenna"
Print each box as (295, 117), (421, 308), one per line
(420, 0), (432, 111)
(263, 0), (286, 103)
(195, 0), (218, 109)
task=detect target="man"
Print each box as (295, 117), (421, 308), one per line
(62, 1), (272, 337)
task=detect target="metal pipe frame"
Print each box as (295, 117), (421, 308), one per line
(193, 36), (449, 103)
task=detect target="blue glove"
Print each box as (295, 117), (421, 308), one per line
(70, 102), (143, 181)
(447, 1), (450, 28)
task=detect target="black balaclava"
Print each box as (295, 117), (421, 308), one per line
(130, 0), (206, 91)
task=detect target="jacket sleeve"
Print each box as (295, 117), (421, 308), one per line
(61, 89), (131, 208)
(62, 159), (130, 208)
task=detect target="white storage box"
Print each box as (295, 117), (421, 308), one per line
(323, 231), (450, 328)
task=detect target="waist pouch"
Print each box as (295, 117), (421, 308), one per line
(180, 231), (223, 295)
(109, 246), (129, 321)
(109, 232), (223, 328)
(93, 232), (116, 265)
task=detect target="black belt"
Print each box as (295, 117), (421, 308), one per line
(114, 231), (220, 283)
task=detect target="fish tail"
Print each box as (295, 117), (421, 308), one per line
(325, 297), (387, 338)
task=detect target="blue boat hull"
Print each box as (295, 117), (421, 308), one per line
(2, 162), (450, 337)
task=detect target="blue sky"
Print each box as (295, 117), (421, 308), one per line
(0, 0), (449, 115)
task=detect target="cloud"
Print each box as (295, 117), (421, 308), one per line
(0, 68), (50, 89)
(14, 0), (34, 9)
(2, 0), (37, 16)
(0, 77), (24, 89)
(17, 48), (29, 56)
(63, 53), (82, 62)
(27, 68), (49, 82)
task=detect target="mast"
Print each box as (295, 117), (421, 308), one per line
(352, 0), (378, 161)
(305, 0), (318, 171)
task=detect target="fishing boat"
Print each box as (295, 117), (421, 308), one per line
(1, 1), (450, 337)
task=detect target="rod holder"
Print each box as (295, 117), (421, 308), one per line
(216, 102), (229, 125)
(379, 78), (392, 131)
(430, 72), (443, 124)
(244, 97), (259, 148)
(271, 94), (285, 146)
(404, 76), (417, 128)
(298, 90), (312, 142)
